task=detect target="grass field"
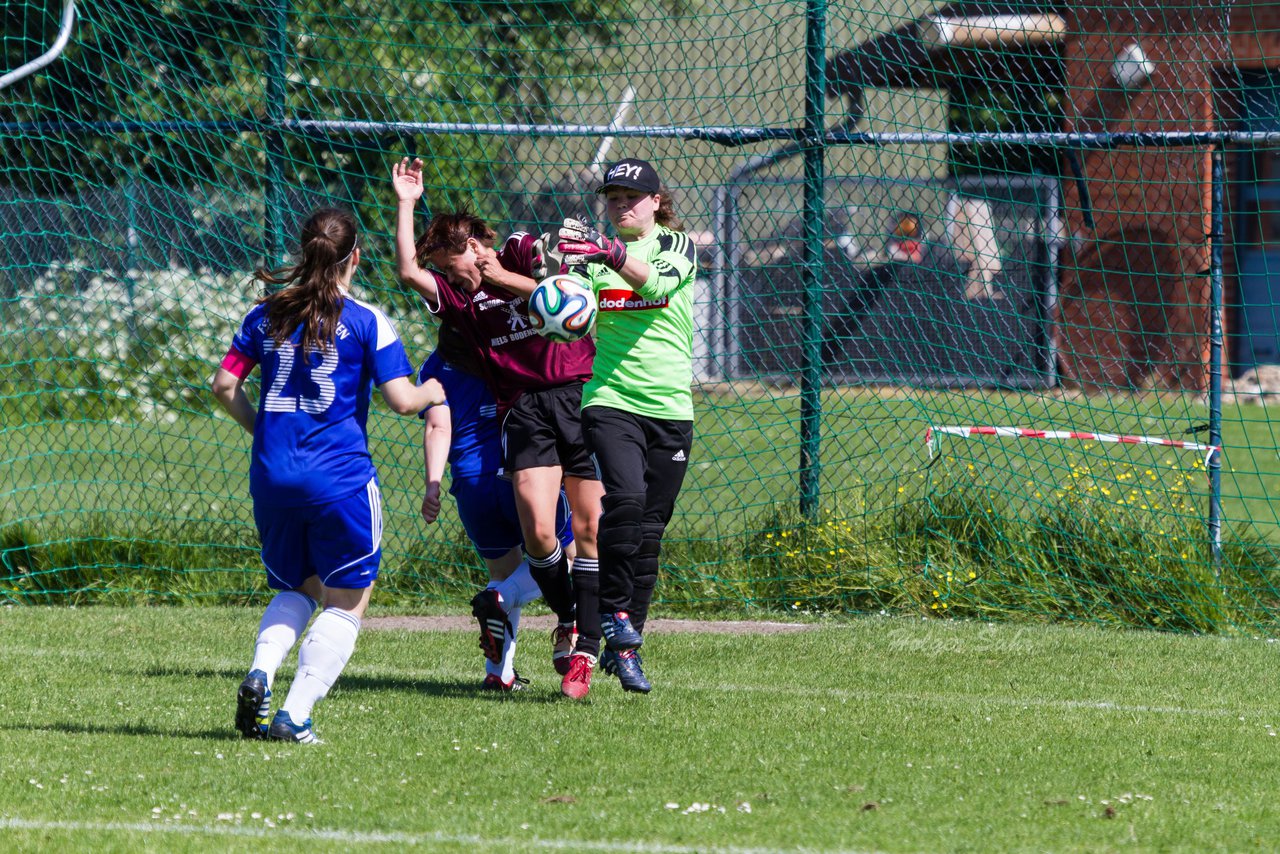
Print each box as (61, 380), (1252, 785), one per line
(3, 606), (1279, 852)
(6, 388), (1280, 545)
(5, 388), (1280, 629)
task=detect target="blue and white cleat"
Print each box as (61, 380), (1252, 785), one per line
(235, 669), (271, 740)
(600, 611), (643, 651)
(267, 710), (320, 744)
(601, 648), (651, 694)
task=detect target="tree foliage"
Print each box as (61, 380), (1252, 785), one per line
(948, 80), (1066, 178)
(1, 0), (656, 260)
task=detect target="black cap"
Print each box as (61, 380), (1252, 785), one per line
(596, 158), (661, 194)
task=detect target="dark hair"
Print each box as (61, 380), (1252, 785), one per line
(655, 185), (683, 231)
(416, 209), (496, 265)
(254, 208), (357, 354)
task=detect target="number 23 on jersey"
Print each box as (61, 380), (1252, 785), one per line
(262, 339), (338, 415)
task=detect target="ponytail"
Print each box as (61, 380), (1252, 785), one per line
(255, 207), (358, 354)
(655, 185), (683, 231)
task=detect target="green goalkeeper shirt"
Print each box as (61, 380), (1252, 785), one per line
(582, 225), (697, 421)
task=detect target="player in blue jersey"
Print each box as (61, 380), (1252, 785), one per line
(417, 324), (574, 691)
(212, 208), (444, 744)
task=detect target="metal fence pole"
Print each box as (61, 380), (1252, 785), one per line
(0, 0), (77, 92)
(265, 0), (288, 267)
(798, 0), (827, 520)
(124, 170), (138, 338)
(1208, 147), (1225, 570)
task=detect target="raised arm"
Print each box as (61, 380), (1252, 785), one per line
(558, 218), (695, 296)
(392, 157), (439, 303)
(630, 230), (697, 298)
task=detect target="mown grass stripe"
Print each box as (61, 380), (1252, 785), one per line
(0, 817), (874, 854)
(7, 645), (1255, 718)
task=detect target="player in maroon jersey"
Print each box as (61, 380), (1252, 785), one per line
(392, 157), (606, 699)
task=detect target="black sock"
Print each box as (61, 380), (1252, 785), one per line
(571, 557), (600, 658)
(526, 545), (575, 623)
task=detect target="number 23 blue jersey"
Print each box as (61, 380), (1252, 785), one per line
(231, 297), (414, 507)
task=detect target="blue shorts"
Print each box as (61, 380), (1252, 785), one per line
(254, 478), (383, 590)
(451, 475), (573, 560)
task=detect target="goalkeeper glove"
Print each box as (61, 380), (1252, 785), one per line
(531, 232), (566, 280)
(557, 217), (628, 271)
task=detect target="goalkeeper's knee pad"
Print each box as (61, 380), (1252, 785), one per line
(598, 491), (644, 566)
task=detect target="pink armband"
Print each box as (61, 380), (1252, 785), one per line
(219, 347), (257, 379)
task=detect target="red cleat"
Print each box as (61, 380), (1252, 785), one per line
(560, 652), (595, 700)
(552, 622), (577, 676)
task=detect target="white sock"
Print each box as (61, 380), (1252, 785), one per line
(280, 607), (360, 723)
(499, 606), (521, 682)
(495, 562), (542, 609)
(249, 590), (317, 690)
(482, 578), (523, 682)
(485, 582), (504, 679)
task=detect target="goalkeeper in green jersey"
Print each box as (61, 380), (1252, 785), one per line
(555, 158), (697, 694)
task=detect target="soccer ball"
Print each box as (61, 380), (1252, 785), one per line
(528, 274), (597, 343)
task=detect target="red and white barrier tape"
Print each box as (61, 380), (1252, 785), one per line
(925, 426), (1220, 469)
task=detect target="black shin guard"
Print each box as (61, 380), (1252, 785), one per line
(598, 491), (645, 613)
(630, 521), (665, 634)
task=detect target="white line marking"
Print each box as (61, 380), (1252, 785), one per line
(0, 817), (878, 854)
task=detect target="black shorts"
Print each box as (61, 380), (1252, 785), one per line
(501, 383), (599, 480)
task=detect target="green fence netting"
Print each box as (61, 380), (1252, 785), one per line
(3, 0), (1280, 634)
